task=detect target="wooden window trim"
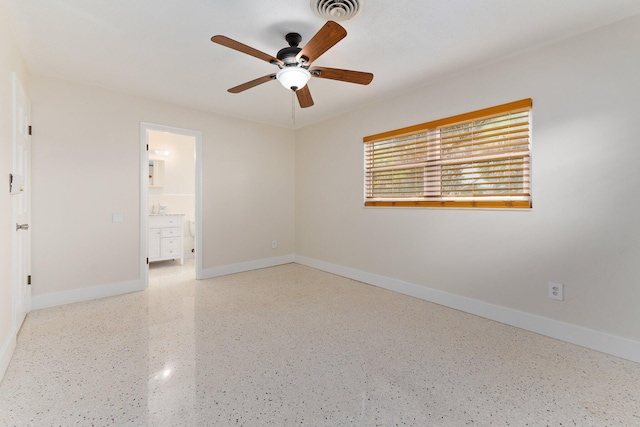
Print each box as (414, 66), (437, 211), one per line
(364, 200), (531, 208)
(364, 99), (532, 143)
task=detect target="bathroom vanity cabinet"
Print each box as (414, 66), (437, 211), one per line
(149, 214), (184, 265)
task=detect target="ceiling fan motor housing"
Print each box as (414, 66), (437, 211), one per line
(277, 33), (303, 65)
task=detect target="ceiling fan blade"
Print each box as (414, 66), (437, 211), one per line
(228, 74), (277, 93)
(296, 86), (314, 108)
(296, 21), (347, 65)
(211, 35), (282, 65)
(310, 67), (374, 85)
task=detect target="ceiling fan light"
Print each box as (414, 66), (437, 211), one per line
(276, 67), (311, 91)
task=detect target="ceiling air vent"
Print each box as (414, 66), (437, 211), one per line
(311, 0), (364, 22)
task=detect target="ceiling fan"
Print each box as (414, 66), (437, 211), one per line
(211, 21), (373, 108)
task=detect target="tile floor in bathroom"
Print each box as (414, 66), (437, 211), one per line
(0, 259), (639, 425)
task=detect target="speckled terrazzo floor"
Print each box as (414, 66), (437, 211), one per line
(0, 261), (639, 426)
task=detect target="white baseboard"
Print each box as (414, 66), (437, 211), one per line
(200, 254), (295, 279)
(22, 254), (640, 364)
(0, 332), (16, 384)
(31, 279), (145, 311)
(30, 254), (296, 310)
(295, 255), (640, 364)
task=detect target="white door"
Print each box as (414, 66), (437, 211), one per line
(12, 73), (31, 330)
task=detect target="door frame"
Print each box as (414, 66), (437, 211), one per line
(12, 72), (31, 332)
(140, 122), (203, 285)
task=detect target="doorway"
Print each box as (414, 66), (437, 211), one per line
(140, 123), (203, 286)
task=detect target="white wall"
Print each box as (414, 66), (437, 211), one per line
(29, 75), (295, 305)
(0, 3), (28, 379)
(295, 15), (640, 350)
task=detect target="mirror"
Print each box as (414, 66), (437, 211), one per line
(149, 160), (164, 187)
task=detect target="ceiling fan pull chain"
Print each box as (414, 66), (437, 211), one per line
(292, 90), (296, 125)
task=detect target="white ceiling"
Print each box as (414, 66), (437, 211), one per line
(4, 0), (640, 129)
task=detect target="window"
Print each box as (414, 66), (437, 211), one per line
(363, 99), (532, 209)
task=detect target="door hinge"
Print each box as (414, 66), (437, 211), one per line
(146, 144), (149, 151)
(27, 275), (31, 285)
(28, 125), (32, 136)
(146, 257), (149, 265)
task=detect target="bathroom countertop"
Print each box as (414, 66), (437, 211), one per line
(149, 213), (186, 216)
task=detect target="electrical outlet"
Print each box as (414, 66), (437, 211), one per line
(548, 282), (564, 301)
(271, 240), (277, 249)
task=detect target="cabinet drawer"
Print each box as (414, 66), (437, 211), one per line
(149, 216), (182, 228)
(161, 227), (181, 238)
(161, 237), (181, 257)
(162, 247), (181, 257)
(161, 238), (181, 251)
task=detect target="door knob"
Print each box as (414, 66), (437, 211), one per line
(16, 223), (29, 231)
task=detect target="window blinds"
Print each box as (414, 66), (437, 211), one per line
(364, 99), (532, 208)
